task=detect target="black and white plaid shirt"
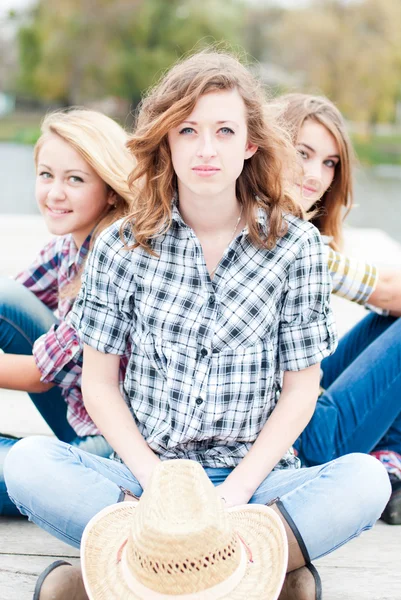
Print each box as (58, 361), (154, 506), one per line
(71, 205), (337, 470)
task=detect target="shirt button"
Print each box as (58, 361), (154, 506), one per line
(212, 348), (219, 354)
(195, 397), (204, 405)
(200, 348), (208, 358)
(162, 435), (169, 444)
(208, 296), (215, 306)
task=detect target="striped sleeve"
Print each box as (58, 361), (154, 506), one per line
(326, 247), (378, 306)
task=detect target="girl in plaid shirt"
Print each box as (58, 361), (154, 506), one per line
(0, 109), (134, 515)
(281, 93), (401, 525)
(5, 52), (390, 600)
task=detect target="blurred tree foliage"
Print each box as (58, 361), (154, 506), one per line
(16, 0), (244, 105)
(264, 0), (401, 125)
(11, 0), (401, 124)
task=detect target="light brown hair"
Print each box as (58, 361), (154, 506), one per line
(124, 49), (302, 253)
(279, 93), (355, 250)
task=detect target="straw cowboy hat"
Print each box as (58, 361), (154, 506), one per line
(81, 460), (288, 599)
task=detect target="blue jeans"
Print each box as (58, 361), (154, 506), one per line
(0, 277), (76, 441)
(0, 277), (112, 515)
(0, 434), (113, 516)
(4, 437), (390, 560)
(294, 313), (401, 465)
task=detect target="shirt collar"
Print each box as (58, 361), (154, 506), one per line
(66, 232), (91, 270)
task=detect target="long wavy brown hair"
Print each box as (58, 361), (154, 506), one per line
(279, 93), (355, 250)
(123, 50), (302, 253)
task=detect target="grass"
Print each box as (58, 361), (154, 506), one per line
(351, 133), (401, 166)
(1, 112), (401, 166)
(0, 112), (42, 144)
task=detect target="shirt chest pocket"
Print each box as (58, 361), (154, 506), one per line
(215, 277), (287, 349)
(135, 274), (206, 341)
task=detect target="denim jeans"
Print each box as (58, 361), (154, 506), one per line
(294, 313), (401, 466)
(0, 277), (76, 441)
(4, 437), (390, 561)
(0, 434), (113, 516)
(0, 277), (113, 515)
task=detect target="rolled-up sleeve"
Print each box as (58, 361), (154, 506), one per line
(326, 246), (378, 305)
(279, 228), (338, 371)
(33, 321), (82, 386)
(70, 225), (134, 355)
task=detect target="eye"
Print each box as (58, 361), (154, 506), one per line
(297, 148), (308, 160)
(324, 159), (338, 169)
(178, 127), (195, 135)
(69, 175), (84, 183)
(218, 127), (234, 135)
(38, 171), (52, 179)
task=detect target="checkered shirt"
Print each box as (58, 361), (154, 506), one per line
(326, 246), (378, 305)
(71, 206), (337, 469)
(16, 234), (100, 436)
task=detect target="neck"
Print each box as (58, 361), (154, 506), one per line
(177, 184), (242, 236)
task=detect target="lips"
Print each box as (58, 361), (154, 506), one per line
(192, 166), (220, 177)
(295, 183), (319, 198)
(192, 166), (220, 171)
(46, 206), (73, 215)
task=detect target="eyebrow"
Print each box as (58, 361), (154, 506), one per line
(38, 163), (91, 176)
(297, 143), (340, 159)
(181, 120), (239, 126)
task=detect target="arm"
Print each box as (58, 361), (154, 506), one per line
(368, 268), (401, 314)
(217, 364), (320, 506)
(82, 344), (160, 488)
(217, 226), (336, 506)
(15, 238), (62, 311)
(0, 354), (54, 393)
(327, 247), (401, 313)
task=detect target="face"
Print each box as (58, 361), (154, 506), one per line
(167, 88), (257, 202)
(35, 134), (114, 247)
(295, 119), (340, 211)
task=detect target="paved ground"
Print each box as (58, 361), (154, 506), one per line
(1, 215), (401, 599)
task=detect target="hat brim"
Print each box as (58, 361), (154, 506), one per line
(81, 502), (288, 600)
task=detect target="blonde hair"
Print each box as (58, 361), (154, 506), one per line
(34, 108), (135, 295)
(279, 93), (355, 250)
(124, 49), (302, 253)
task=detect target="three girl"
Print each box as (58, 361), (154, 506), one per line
(0, 108), (134, 515)
(4, 52), (390, 600)
(281, 93), (401, 524)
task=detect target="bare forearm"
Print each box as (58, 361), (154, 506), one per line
(82, 380), (160, 488)
(369, 269), (401, 312)
(0, 354), (54, 393)
(226, 389), (316, 496)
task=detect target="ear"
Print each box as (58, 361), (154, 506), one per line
(107, 188), (118, 207)
(244, 141), (258, 160)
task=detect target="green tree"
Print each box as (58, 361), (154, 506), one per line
(15, 0), (244, 106)
(266, 0), (401, 124)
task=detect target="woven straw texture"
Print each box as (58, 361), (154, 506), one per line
(81, 460), (287, 600)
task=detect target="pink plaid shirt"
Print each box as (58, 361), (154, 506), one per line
(16, 234), (100, 436)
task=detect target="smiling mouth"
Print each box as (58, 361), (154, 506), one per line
(47, 206), (73, 214)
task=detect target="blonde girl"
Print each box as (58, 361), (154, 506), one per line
(0, 109), (134, 515)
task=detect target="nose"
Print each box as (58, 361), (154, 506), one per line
(196, 132), (217, 160)
(303, 158), (323, 182)
(46, 179), (67, 202)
